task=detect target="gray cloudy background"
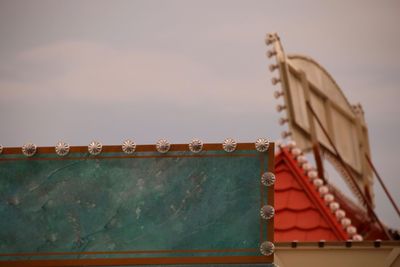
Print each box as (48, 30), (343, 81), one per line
(0, 0), (399, 229)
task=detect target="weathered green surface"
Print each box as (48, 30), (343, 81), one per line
(0, 150), (270, 261)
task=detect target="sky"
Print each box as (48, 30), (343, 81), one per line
(0, 0), (399, 229)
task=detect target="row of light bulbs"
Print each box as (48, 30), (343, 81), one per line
(280, 140), (363, 241)
(260, 170), (276, 256)
(265, 33), (291, 141)
(258, 33), (279, 258)
(0, 138), (271, 157)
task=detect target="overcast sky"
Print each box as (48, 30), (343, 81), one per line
(0, 0), (399, 229)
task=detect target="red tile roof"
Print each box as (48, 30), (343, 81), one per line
(274, 144), (390, 241)
(274, 147), (350, 241)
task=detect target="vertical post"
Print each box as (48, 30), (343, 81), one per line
(353, 105), (374, 207)
(299, 71), (325, 180)
(365, 154), (400, 218)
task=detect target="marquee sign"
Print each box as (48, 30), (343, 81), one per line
(0, 141), (274, 266)
(266, 32), (373, 204)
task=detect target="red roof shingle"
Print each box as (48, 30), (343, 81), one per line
(274, 147), (349, 241)
(274, 145), (391, 241)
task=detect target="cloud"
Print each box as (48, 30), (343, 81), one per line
(0, 40), (281, 148)
(2, 40), (277, 114)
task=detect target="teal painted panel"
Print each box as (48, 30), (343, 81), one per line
(0, 149), (271, 262)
